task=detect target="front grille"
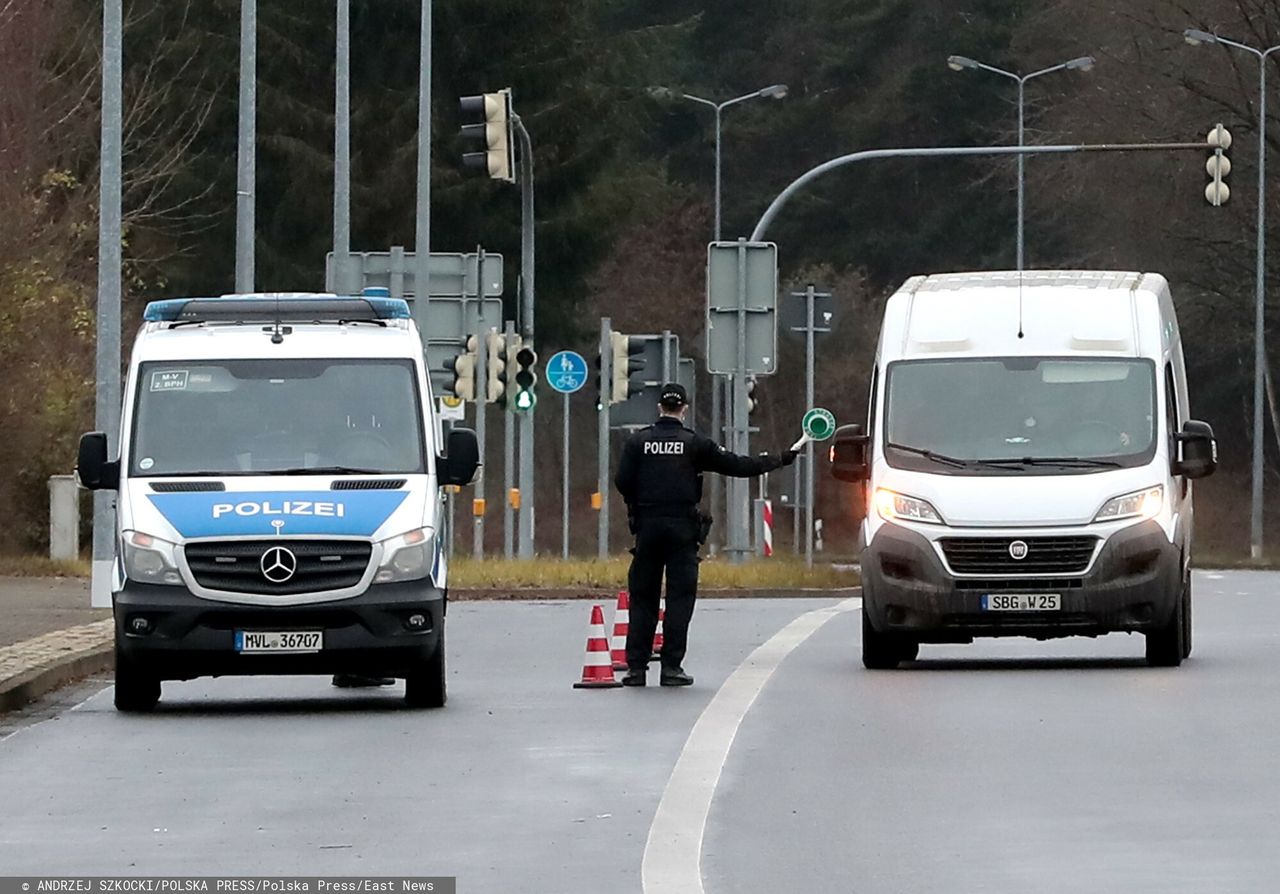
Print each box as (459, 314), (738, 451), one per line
(150, 481), (226, 492)
(331, 478), (406, 490)
(955, 577), (1085, 591)
(185, 540), (372, 595)
(940, 537), (1097, 575)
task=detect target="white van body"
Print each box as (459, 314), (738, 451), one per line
(80, 293), (475, 709)
(844, 271), (1217, 668)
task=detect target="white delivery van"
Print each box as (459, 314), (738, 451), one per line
(831, 271), (1217, 669)
(77, 292), (479, 711)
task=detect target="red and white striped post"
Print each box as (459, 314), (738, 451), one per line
(761, 499), (773, 557)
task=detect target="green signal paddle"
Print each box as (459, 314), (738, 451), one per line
(791, 408), (836, 452)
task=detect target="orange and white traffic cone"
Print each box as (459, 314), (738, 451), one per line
(650, 599), (665, 662)
(573, 604), (622, 689)
(610, 591), (630, 670)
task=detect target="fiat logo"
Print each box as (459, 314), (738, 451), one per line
(260, 546), (298, 583)
(1008, 540), (1029, 561)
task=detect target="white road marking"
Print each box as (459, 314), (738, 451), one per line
(642, 597), (860, 894)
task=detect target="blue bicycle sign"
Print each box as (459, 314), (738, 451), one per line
(546, 350), (588, 394)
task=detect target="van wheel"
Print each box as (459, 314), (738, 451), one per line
(1145, 582), (1185, 668)
(404, 631), (447, 708)
(1181, 568), (1193, 660)
(862, 609), (912, 670)
(114, 643), (161, 713)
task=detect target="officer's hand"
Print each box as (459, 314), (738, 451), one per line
(779, 449), (798, 467)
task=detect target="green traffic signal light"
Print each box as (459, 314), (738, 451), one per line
(514, 390), (536, 412)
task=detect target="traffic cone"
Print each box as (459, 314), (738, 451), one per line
(610, 591), (630, 670)
(650, 599), (665, 662)
(573, 604), (622, 689)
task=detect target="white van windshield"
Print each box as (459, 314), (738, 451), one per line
(884, 357), (1157, 472)
(129, 359), (425, 476)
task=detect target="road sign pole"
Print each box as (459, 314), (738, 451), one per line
(598, 318), (613, 559)
(333, 0), (350, 293)
(804, 284), (816, 568)
(792, 457), (801, 554)
(709, 376), (722, 556)
(472, 323), (486, 561)
(503, 321), (516, 559)
(562, 390), (571, 560)
(730, 239), (750, 564)
(235, 0), (256, 292)
(515, 116), (536, 560)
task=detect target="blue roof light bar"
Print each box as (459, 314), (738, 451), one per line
(142, 294), (411, 323)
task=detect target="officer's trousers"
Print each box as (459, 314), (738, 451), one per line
(625, 516), (700, 672)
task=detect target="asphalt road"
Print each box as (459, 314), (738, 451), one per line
(2, 572), (1278, 892)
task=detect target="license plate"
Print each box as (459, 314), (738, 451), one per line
(981, 594), (1061, 611)
(235, 630), (323, 653)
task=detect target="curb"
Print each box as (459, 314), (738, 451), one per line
(0, 620), (114, 713)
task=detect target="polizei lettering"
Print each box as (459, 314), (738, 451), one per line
(210, 500), (347, 519)
(643, 441), (685, 455)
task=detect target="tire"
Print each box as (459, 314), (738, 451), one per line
(114, 642), (161, 713)
(404, 630), (447, 708)
(862, 609), (910, 670)
(1145, 580), (1185, 668)
(1181, 566), (1193, 660)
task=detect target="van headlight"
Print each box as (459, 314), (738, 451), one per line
(122, 531), (183, 586)
(874, 488), (943, 525)
(1094, 486), (1163, 522)
(375, 527), (435, 583)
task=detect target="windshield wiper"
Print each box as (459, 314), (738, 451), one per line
(266, 466), (384, 476)
(885, 442), (970, 468)
(976, 456), (1124, 469)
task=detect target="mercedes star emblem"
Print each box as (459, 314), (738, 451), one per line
(1008, 540), (1030, 561)
(260, 546), (298, 583)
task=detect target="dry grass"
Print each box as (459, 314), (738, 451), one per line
(0, 555), (91, 578)
(448, 556), (856, 590)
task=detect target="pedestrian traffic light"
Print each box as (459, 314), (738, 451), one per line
(1205, 123), (1232, 207)
(459, 89), (515, 183)
(513, 345), (538, 412)
(485, 332), (506, 404)
(444, 336), (478, 402)
(746, 376), (759, 415)
(609, 332), (645, 405)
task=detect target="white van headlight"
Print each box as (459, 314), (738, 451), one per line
(875, 488), (943, 525)
(1095, 486), (1164, 522)
(122, 531), (183, 586)
(375, 527), (435, 583)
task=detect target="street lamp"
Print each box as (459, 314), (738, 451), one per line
(649, 83), (788, 561)
(946, 54), (1095, 270)
(1184, 28), (1280, 561)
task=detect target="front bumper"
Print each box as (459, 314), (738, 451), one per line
(862, 520), (1181, 642)
(113, 579), (444, 680)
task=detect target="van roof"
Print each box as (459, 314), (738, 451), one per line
(883, 270), (1174, 361)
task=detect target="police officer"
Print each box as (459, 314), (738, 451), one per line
(614, 382), (796, 686)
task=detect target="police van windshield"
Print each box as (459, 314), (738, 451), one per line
(883, 357), (1157, 473)
(129, 359), (424, 476)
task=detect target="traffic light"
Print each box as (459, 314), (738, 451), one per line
(444, 336), (478, 401)
(485, 332), (506, 404)
(1205, 123), (1232, 207)
(609, 332), (645, 405)
(513, 345), (538, 413)
(746, 376), (759, 415)
(459, 89), (515, 183)
(503, 334), (523, 409)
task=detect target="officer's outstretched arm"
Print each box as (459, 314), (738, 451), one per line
(693, 435), (793, 477)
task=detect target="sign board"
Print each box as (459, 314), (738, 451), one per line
(781, 288), (835, 344)
(678, 357), (697, 421)
(776, 452), (808, 510)
(325, 249), (504, 300)
(706, 240), (777, 376)
(610, 333), (680, 429)
(424, 297), (505, 396)
(546, 351), (588, 394)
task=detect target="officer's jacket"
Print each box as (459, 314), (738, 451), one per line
(614, 416), (785, 517)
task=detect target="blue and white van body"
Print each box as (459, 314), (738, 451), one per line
(79, 293), (476, 709)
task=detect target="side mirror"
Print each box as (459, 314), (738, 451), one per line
(830, 423), (870, 483)
(437, 428), (480, 486)
(1173, 420), (1217, 480)
(77, 432), (119, 490)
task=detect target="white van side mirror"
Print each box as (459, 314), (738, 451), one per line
(830, 423), (870, 483)
(1174, 420), (1217, 480)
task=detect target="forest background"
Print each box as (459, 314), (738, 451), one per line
(2, 0), (1277, 558)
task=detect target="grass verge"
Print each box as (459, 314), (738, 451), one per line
(0, 556), (91, 578)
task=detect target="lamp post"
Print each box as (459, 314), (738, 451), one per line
(1184, 29), (1279, 561)
(650, 83), (787, 559)
(946, 54), (1094, 271)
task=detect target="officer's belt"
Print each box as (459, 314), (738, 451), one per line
(631, 502), (697, 519)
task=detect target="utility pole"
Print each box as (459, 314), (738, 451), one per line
(515, 116), (536, 558)
(333, 0), (350, 292)
(413, 0), (433, 340)
(598, 318), (613, 559)
(503, 321), (517, 559)
(235, 0), (256, 292)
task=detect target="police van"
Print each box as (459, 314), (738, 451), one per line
(831, 271), (1217, 669)
(77, 292), (479, 711)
